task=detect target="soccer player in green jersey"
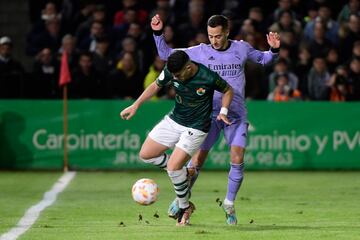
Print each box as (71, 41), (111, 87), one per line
(120, 50), (233, 226)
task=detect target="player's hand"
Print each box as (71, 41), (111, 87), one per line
(266, 32), (281, 49)
(151, 14), (163, 31)
(217, 114), (232, 125)
(120, 105), (138, 120)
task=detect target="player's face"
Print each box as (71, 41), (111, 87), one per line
(207, 26), (229, 50)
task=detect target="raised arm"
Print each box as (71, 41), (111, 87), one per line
(120, 81), (161, 120)
(247, 32), (281, 65)
(151, 14), (174, 61)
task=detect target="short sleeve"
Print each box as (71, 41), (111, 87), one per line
(213, 74), (229, 93)
(156, 67), (172, 87)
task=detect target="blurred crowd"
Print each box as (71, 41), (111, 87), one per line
(0, 0), (359, 101)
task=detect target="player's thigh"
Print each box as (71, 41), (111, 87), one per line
(140, 136), (170, 159)
(142, 116), (181, 158)
(224, 122), (248, 164)
(224, 122), (249, 148)
(167, 147), (192, 171)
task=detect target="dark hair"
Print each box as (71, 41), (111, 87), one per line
(207, 15), (229, 29)
(167, 51), (190, 73)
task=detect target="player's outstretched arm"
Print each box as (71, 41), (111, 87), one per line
(120, 82), (161, 120)
(217, 85), (234, 125)
(151, 14), (174, 61)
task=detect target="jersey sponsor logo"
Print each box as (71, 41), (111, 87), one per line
(196, 87), (206, 96)
(158, 71), (165, 81)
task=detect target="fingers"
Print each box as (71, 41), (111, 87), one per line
(120, 110), (132, 120)
(151, 14), (161, 25)
(217, 115), (232, 125)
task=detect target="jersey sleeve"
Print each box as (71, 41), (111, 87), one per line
(153, 34), (204, 62)
(212, 73), (230, 93)
(155, 67), (172, 87)
(241, 41), (278, 66)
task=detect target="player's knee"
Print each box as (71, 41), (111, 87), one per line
(230, 151), (244, 164)
(138, 151), (151, 161)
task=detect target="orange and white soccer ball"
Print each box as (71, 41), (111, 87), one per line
(131, 178), (159, 205)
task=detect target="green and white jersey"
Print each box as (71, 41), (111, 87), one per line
(156, 62), (229, 132)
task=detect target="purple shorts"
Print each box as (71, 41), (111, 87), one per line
(200, 118), (249, 150)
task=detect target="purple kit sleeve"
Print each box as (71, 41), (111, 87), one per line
(245, 41), (278, 65)
(153, 34), (204, 62)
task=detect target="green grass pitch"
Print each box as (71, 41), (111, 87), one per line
(1, 171), (360, 240)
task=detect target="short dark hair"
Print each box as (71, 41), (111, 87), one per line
(167, 51), (190, 73)
(207, 15), (229, 29)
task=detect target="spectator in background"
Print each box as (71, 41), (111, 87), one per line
(268, 58), (299, 92)
(58, 34), (77, 67)
(107, 52), (143, 99)
(304, 5), (339, 45)
(268, 10), (303, 41)
(30, 2), (61, 35)
(69, 51), (103, 99)
(339, 14), (360, 63)
(267, 73), (302, 101)
(326, 48), (340, 73)
(0, 37), (26, 98)
(176, 3), (206, 46)
(348, 56), (360, 100)
(307, 21), (334, 59)
(143, 55), (165, 100)
(269, 0), (297, 25)
(248, 7), (267, 34)
(163, 25), (176, 47)
(307, 56), (331, 100)
(329, 65), (350, 101)
(113, 0), (148, 26)
(295, 46), (312, 96)
(92, 36), (114, 78)
(118, 36), (145, 74)
(77, 20), (105, 52)
(30, 48), (59, 99)
(26, 17), (62, 56)
(75, 5), (107, 45)
(337, 0), (360, 23)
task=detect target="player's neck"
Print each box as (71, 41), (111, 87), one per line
(216, 40), (231, 51)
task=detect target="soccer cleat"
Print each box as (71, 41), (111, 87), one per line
(168, 198), (180, 219)
(222, 203), (237, 225)
(176, 201), (196, 226)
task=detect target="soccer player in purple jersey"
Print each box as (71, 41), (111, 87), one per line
(151, 14), (281, 225)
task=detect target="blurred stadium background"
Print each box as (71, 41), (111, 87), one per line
(0, 0), (359, 239)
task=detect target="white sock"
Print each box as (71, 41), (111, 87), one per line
(224, 198), (234, 206)
(141, 153), (169, 169)
(167, 168), (189, 209)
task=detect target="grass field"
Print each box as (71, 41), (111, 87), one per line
(1, 171), (360, 240)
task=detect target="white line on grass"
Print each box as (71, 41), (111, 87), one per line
(0, 171), (77, 240)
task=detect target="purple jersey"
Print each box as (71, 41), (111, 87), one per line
(154, 34), (278, 122)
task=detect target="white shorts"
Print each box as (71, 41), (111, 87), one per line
(149, 115), (208, 156)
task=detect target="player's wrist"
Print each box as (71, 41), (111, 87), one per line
(270, 46), (280, 53)
(220, 107), (228, 116)
(153, 29), (163, 36)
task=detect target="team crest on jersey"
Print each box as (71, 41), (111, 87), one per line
(158, 71), (165, 81)
(196, 87), (206, 96)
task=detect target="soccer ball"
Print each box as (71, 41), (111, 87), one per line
(131, 178), (159, 205)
